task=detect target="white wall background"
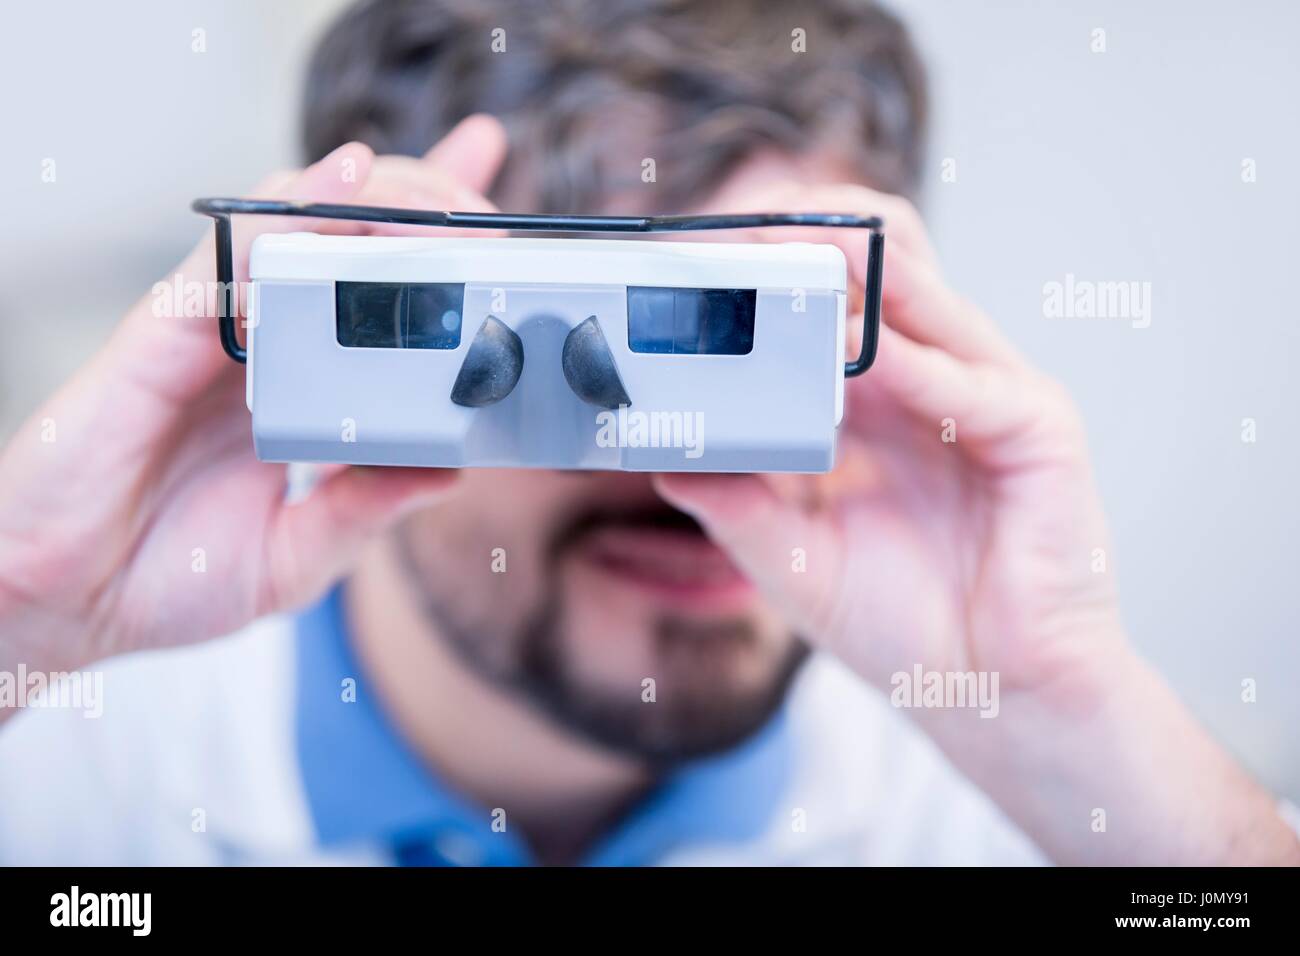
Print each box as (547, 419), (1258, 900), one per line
(1, 1), (1296, 798)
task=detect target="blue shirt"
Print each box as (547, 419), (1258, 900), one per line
(294, 587), (794, 865)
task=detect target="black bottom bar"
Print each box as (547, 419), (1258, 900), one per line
(0, 865), (1289, 942)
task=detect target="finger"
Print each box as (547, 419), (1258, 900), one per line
(704, 181), (937, 271)
(653, 473), (846, 644)
(854, 325), (1007, 440)
(249, 169), (297, 197)
(226, 141), (378, 278)
(265, 466), (460, 611)
(787, 183), (938, 269)
(146, 141), (376, 319)
(363, 156), (499, 210)
(347, 156), (503, 237)
(285, 141), (375, 203)
(851, 324), (1079, 468)
(879, 244), (1022, 366)
(423, 113), (509, 197)
(707, 211), (1018, 366)
(701, 179), (1019, 364)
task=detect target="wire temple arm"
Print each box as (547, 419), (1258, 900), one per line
(191, 198), (885, 374)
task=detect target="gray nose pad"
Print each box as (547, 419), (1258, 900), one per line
(561, 316), (632, 409)
(450, 315), (525, 407)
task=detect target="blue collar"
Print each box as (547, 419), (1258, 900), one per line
(294, 587), (794, 866)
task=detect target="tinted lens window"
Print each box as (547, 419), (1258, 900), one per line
(336, 282), (463, 349)
(627, 287), (755, 355)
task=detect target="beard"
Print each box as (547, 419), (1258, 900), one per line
(394, 502), (809, 767)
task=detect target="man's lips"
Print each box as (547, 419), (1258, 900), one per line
(573, 524), (756, 608)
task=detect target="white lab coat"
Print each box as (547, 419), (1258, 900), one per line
(0, 616), (1046, 865)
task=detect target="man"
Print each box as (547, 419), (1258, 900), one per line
(0, 0), (1296, 865)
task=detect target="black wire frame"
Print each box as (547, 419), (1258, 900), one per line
(191, 198), (885, 376)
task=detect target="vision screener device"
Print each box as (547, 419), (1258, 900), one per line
(192, 199), (885, 473)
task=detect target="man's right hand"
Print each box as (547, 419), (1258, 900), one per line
(0, 115), (508, 681)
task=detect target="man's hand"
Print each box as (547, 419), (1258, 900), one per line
(0, 116), (508, 677)
(655, 183), (1300, 865)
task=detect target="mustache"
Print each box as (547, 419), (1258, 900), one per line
(547, 499), (706, 560)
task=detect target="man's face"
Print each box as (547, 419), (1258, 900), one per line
(392, 153), (851, 763)
(395, 468), (805, 762)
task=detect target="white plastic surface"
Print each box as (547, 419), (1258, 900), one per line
(251, 234), (848, 293)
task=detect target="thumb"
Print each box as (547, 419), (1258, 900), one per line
(264, 466), (458, 612)
(652, 473), (849, 644)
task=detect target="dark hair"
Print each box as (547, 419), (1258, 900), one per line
(303, 0), (928, 212)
